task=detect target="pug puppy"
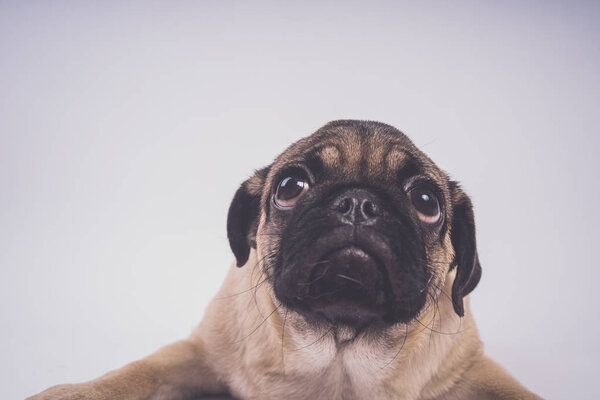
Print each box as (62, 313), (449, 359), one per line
(29, 120), (542, 400)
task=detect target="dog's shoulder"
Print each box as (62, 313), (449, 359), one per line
(439, 355), (543, 400)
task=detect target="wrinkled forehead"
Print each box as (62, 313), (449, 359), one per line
(269, 122), (447, 186)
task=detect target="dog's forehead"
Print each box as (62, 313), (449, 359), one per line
(270, 120), (445, 183)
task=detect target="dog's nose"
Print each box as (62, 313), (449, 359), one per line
(331, 188), (380, 224)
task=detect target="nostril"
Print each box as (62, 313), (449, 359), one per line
(337, 198), (353, 214)
(362, 200), (376, 218)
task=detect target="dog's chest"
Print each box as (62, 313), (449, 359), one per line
(289, 353), (396, 400)
(240, 343), (400, 400)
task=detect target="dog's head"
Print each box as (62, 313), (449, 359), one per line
(227, 120), (481, 330)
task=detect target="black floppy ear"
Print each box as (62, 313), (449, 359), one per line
(449, 181), (482, 317)
(227, 167), (269, 267)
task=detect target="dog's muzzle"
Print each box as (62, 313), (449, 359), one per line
(303, 245), (387, 326)
(276, 187), (413, 327)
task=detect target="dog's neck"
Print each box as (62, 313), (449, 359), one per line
(199, 250), (482, 400)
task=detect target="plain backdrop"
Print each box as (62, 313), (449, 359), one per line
(2, 1), (599, 399)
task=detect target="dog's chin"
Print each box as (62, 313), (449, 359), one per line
(274, 228), (429, 331)
(277, 246), (416, 332)
(302, 246), (387, 328)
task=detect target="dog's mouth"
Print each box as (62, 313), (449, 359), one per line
(300, 246), (392, 327)
(274, 224), (428, 329)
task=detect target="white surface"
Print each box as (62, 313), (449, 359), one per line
(1, 2), (598, 399)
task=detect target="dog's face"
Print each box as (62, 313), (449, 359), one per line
(227, 120), (481, 331)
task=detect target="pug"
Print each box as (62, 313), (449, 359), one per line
(29, 120), (542, 400)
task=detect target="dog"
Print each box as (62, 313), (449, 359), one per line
(29, 120), (542, 400)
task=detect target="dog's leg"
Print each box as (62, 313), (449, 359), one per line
(444, 355), (543, 400)
(27, 339), (228, 400)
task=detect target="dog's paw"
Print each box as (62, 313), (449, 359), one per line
(26, 383), (96, 400)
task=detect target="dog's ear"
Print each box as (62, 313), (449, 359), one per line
(227, 167), (269, 267)
(449, 181), (482, 317)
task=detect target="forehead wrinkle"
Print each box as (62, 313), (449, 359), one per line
(318, 145), (342, 169)
(365, 137), (389, 176)
(341, 131), (363, 174)
(385, 146), (410, 172)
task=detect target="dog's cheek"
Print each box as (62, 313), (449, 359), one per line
(254, 214), (270, 257)
(427, 236), (454, 299)
(256, 214), (290, 281)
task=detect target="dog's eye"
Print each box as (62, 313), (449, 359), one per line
(409, 187), (441, 224)
(274, 176), (310, 208)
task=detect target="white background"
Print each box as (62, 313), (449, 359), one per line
(2, 2), (599, 399)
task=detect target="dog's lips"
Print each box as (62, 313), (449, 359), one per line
(300, 245), (389, 326)
(275, 224), (423, 327)
(306, 247), (382, 298)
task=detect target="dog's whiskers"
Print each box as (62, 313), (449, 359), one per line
(233, 304), (282, 344)
(335, 273), (364, 286)
(290, 327), (334, 352)
(380, 323), (409, 370)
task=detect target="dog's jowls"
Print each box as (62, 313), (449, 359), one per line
(30, 120), (541, 400)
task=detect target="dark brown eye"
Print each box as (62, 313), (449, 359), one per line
(409, 187), (441, 224)
(274, 176), (310, 208)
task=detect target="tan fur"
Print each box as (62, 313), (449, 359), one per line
(29, 253), (540, 400)
(29, 121), (542, 400)
(319, 146), (342, 169)
(385, 147), (409, 173)
(199, 251), (537, 400)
